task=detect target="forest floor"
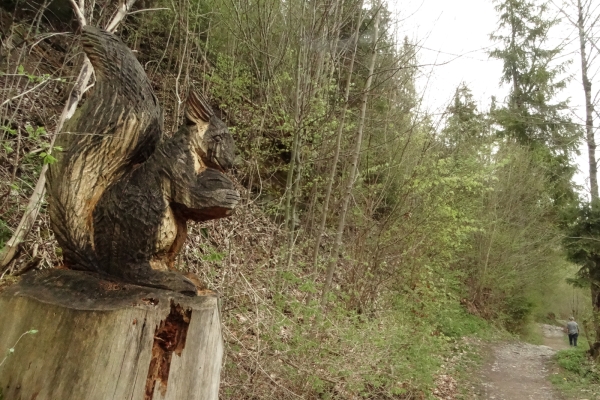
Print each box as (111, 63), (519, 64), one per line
(474, 324), (570, 399)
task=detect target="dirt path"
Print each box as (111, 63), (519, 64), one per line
(477, 324), (568, 399)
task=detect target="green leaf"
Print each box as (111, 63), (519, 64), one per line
(40, 152), (57, 165)
(1, 126), (17, 135)
(202, 250), (224, 262)
(2, 143), (13, 154)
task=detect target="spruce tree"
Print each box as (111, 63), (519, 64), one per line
(489, 0), (579, 205)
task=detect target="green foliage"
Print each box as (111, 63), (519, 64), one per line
(519, 321), (545, 344)
(551, 342), (600, 397)
(556, 347), (593, 376)
(563, 202), (600, 267)
(442, 83), (487, 146)
(489, 0), (579, 207)
(503, 295), (536, 332)
(0, 125), (17, 135)
(490, 0), (578, 151)
(226, 284), (493, 399)
(3, 65), (52, 83)
(201, 248), (225, 263)
(24, 124), (45, 141)
(432, 298), (489, 339)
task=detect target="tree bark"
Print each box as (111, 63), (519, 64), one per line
(0, 269), (222, 400)
(575, 0), (600, 357)
(588, 254), (600, 357)
(556, 0), (600, 356)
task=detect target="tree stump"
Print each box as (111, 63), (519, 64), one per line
(0, 269), (223, 400)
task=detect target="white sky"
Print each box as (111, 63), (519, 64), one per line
(388, 0), (594, 194)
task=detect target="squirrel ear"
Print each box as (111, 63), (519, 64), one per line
(185, 90), (214, 124)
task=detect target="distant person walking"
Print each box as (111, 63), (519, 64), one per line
(566, 317), (579, 347)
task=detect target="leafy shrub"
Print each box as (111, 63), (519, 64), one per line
(504, 295), (536, 333)
(437, 305), (488, 338)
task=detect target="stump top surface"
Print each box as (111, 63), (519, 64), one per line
(1, 269), (217, 311)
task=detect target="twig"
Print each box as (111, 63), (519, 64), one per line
(0, 78), (61, 107)
(29, 32), (70, 52)
(68, 0), (87, 26)
(127, 7), (170, 15)
(105, 0), (137, 33)
(222, 325), (304, 399)
(0, 329), (38, 368)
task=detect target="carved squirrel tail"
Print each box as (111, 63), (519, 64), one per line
(47, 26), (163, 271)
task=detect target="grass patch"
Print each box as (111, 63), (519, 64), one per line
(550, 338), (600, 399)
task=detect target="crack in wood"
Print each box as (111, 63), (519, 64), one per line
(144, 301), (191, 399)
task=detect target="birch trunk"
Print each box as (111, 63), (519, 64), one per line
(574, 0), (600, 356)
(307, 0), (361, 302)
(577, 0), (598, 201)
(321, 1), (380, 305)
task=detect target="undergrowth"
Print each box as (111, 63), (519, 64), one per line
(550, 338), (600, 399)
(518, 320), (544, 345)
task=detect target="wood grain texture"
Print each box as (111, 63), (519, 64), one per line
(45, 27), (239, 293)
(0, 269), (222, 400)
(92, 116), (239, 293)
(47, 25), (163, 271)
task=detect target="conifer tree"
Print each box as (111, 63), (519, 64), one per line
(443, 84), (487, 148)
(490, 0), (579, 204)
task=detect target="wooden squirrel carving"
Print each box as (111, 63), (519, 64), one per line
(47, 26), (239, 294)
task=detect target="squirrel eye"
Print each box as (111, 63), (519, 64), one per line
(213, 135), (222, 142)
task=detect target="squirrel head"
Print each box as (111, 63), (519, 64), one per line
(185, 91), (236, 172)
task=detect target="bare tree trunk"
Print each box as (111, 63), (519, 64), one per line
(321, 1), (380, 305)
(284, 0), (307, 263)
(558, 0), (600, 355)
(589, 254), (600, 357)
(307, 0), (361, 303)
(577, 0), (598, 201)
(576, 0), (600, 356)
(287, 0), (341, 271)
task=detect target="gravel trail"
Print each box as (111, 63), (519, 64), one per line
(477, 324), (568, 399)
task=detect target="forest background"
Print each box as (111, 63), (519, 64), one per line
(0, 0), (598, 398)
